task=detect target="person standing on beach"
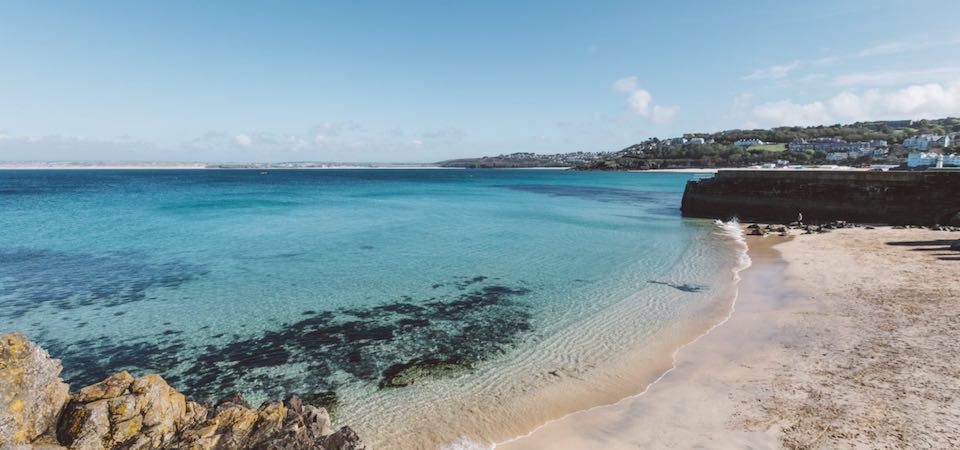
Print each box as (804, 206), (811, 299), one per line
(798, 211), (803, 226)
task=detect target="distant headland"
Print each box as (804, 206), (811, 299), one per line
(2, 118), (958, 172)
(436, 117), (960, 170)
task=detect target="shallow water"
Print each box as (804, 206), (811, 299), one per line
(0, 169), (740, 447)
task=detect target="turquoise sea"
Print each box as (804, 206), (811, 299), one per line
(0, 169), (744, 447)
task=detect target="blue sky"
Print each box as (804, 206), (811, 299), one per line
(2, 0), (960, 162)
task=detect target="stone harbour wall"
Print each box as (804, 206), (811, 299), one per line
(681, 170), (960, 226)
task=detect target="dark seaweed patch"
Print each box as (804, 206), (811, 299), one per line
(0, 248), (205, 319)
(44, 337), (188, 388)
(43, 276), (534, 402)
(452, 275), (488, 290)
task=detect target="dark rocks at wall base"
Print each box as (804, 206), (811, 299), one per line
(681, 170), (960, 226)
(0, 332), (366, 450)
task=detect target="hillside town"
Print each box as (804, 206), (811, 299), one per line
(442, 118), (960, 170)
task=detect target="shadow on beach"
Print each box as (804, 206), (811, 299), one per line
(885, 239), (960, 261)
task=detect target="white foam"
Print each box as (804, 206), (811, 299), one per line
(442, 437), (495, 450)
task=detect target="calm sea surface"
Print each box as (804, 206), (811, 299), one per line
(0, 169), (741, 445)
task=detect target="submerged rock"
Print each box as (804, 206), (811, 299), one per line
(0, 332), (70, 445)
(0, 332), (365, 450)
(379, 358), (472, 389)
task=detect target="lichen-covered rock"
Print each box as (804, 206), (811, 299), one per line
(3, 335), (365, 450)
(301, 405), (332, 438)
(55, 373), (207, 450)
(74, 372), (134, 403)
(56, 399), (111, 450)
(173, 394), (347, 450)
(0, 332), (70, 445)
(320, 426), (365, 450)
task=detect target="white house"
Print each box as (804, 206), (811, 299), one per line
(734, 138), (765, 147)
(826, 152), (851, 161)
(903, 134), (942, 150)
(907, 152), (960, 167)
(688, 137), (706, 145)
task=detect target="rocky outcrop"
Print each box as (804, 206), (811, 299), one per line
(0, 333), (365, 450)
(1, 332), (70, 446)
(681, 170), (960, 226)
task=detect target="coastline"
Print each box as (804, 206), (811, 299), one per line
(489, 220), (752, 448)
(500, 226), (960, 449)
(341, 220), (751, 448)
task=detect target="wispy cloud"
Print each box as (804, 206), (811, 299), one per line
(0, 134), (158, 161)
(743, 60), (800, 80)
(744, 35), (960, 88)
(830, 67), (960, 87)
(0, 123), (469, 162)
(612, 76), (679, 124)
(857, 36), (960, 57)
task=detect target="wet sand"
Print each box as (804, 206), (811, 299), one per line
(500, 227), (960, 449)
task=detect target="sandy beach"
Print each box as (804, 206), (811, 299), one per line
(500, 226), (960, 449)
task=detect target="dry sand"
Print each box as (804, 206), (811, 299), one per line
(499, 226), (960, 449)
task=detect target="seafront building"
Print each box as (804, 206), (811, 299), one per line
(903, 134), (950, 150)
(907, 152), (960, 168)
(733, 138), (765, 147)
(788, 138), (889, 161)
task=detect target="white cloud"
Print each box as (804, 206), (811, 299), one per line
(651, 105), (679, 123)
(611, 77), (678, 123)
(234, 134), (253, 147)
(743, 60), (800, 80)
(733, 93), (753, 109)
(858, 41), (908, 57)
(752, 100), (830, 127)
(856, 36), (960, 57)
(612, 76), (639, 93)
(812, 56), (839, 65)
(626, 89), (652, 115)
(0, 134), (156, 161)
(751, 80), (960, 127)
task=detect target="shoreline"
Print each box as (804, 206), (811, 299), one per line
(492, 220), (752, 447)
(342, 221), (750, 448)
(500, 225), (960, 448)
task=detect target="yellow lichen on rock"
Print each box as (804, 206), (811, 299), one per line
(75, 371), (134, 403)
(2, 333), (366, 449)
(0, 332), (70, 445)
